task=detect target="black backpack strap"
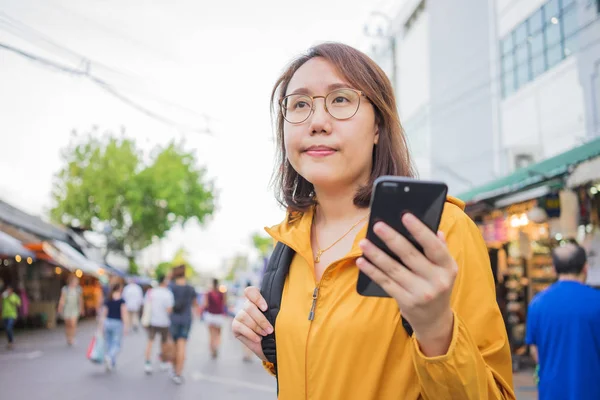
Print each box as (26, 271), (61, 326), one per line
(401, 316), (413, 336)
(260, 242), (295, 376)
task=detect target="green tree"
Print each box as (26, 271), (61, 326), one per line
(51, 129), (216, 258)
(153, 248), (197, 279)
(252, 232), (272, 257)
(128, 258), (140, 276)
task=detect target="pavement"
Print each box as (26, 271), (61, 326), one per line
(0, 319), (537, 399)
(0, 319), (276, 399)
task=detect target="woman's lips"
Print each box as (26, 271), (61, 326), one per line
(304, 146), (336, 157)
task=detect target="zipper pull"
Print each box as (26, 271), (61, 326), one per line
(308, 287), (319, 321)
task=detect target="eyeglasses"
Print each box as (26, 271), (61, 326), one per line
(280, 88), (366, 124)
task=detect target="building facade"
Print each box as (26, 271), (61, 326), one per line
(364, 0), (600, 195)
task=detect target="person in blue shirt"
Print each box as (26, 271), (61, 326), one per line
(526, 242), (600, 400)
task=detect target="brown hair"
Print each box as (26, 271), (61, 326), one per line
(271, 42), (415, 212)
(109, 283), (122, 298)
(172, 264), (186, 279)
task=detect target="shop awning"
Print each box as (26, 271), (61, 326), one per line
(458, 136), (600, 204)
(24, 240), (105, 277)
(0, 230), (35, 259)
(47, 241), (105, 278)
(566, 155), (600, 188)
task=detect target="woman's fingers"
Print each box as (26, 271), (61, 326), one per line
(232, 317), (263, 343)
(358, 238), (418, 293)
(238, 302), (273, 335)
(356, 256), (413, 306)
(245, 286), (268, 311)
(232, 285), (272, 363)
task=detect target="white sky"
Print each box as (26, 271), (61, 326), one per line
(0, 0), (393, 274)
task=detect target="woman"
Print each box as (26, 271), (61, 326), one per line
(2, 284), (21, 350)
(58, 275), (84, 346)
(202, 278), (227, 359)
(101, 283), (129, 371)
(231, 43), (515, 399)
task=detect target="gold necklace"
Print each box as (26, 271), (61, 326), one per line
(313, 213), (369, 263)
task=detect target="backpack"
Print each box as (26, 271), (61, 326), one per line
(173, 285), (194, 314)
(260, 242), (413, 382)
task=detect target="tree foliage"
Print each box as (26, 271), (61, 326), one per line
(51, 129), (216, 256)
(153, 247), (196, 278)
(252, 232), (272, 257)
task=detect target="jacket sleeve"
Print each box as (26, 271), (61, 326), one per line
(412, 213), (516, 400)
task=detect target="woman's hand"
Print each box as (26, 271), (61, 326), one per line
(231, 286), (274, 362)
(356, 213), (458, 356)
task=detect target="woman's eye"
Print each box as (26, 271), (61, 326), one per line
(332, 96), (350, 104)
(293, 101), (310, 109)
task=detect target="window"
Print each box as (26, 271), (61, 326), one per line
(501, 35), (515, 97)
(562, 0), (579, 55)
(529, 10), (545, 78)
(500, 0), (583, 98)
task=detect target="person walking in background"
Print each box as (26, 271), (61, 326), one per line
(2, 284), (21, 350)
(526, 242), (600, 400)
(123, 278), (144, 333)
(169, 265), (197, 385)
(144, 274), (174, 375)
(57, 275), (84, 346)
(101, 283), (129, 372)
(202, 278), (227, 360)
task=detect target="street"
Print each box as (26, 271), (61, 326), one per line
(1, 319), (538, 399)
(0, 319), (276, 399)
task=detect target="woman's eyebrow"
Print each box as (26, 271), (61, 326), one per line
(287, 82), (352, 96)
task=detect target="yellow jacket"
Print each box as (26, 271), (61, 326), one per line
(263, 197), (515, 400)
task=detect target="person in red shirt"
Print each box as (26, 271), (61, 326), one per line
(202, 279), (226, 359)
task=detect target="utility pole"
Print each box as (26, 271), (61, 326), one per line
(364, 11), (398, 95)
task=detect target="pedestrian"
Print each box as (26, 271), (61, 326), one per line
(57, 275), (84, 346)
(231, 42), (515, 399)
(123, 278), (144, 333)
(101, 283), (129, 372)
(2, 284), (21, 350)
(169, 265), (197, 384)
(144, 274), (174, 374)
(202, 278), (227, 359)
(526, 242), (600, 400)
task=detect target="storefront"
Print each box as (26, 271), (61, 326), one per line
(567, 156), (600, 288)
(459, 136), (600, 369)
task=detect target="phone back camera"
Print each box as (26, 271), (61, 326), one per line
(382, 183), (398, 193)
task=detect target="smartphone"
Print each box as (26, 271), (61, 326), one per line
(356, 176), (448, 297)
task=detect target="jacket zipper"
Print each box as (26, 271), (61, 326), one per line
(308, 286), (319, 321)
(305, 281), (321, 400)
(304, 255), (358, 400)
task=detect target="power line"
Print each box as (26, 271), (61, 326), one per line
(0, 41), (211, 135)
(0, 12), (215, 125)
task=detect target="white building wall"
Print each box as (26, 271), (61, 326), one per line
(502, 57), (586, 163)
(397, 7), (432, 178)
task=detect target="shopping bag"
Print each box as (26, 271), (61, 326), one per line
(141, 290), (152, 328)
(87, 332), (105, 364)
(161, 339), (175, 363)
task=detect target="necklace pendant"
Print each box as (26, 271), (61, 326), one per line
(315, 250), (323, 263)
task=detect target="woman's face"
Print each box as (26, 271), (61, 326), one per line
(283, 57), (378, 193)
